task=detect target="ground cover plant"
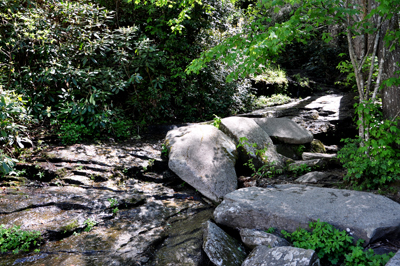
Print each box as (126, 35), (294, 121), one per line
(0, 224), (41, 254)
(281, 219), (394, 265)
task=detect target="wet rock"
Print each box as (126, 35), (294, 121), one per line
(214, 185), (400, 246)
(302, 152), (337, 161)
(242, 246), (320, 266)
(254, 117), (313, 144)
(386, 250), (400, 266)
(219, 117), (284, 168)
(239, 228), (290, 249)
(151, 209), (213, 266)
(166, 125), (238, 202)
(202, 221), (247, 266)
(295, 171), (330, 183)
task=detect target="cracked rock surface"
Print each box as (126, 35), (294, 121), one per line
(0, 137), (212, 266)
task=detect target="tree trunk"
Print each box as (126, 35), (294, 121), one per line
(380, 14), (400, 120)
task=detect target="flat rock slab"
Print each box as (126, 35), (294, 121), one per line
(242, 246), (320, 266)
(302, 152), (337, 161)
(203, 221), (247, 266)
(220, 117), (284, 168)
(214, 185), (400, 245)
(254, 117), (313, 144)
(166, 125), (238, 202)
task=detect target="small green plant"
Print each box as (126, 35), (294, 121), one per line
(344, 244), (393, 266)
(11, 169), (26, 177)
(289, 163), (312, 177)
(83, 218), (97, 232)
(212, 114), (222, 129)
(265, 227), (275, 234)
(108, 198), (118, 208)
(238, 137), (282, 179)
(161, 144), (168, 157)
(281, 219), (394, 265)
(108, 198), (119, 215)
(36, 171), (45, 179)
(295, 145), (306, 156)
(143, 159), (155, 172)
(62, 220), (79, 234)
(0, 224), (41, 254)
(293, 73), (310, 88)
(237, 137), (258, 152)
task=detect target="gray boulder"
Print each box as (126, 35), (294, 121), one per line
(242, 246), (320, 266)
(254, 117), (313, 144)
(386, 250), (400, 266)
(295, 171), (330, 183)
(214, 185), (400, 245)
(219, 117), (284, 168)
(239, 228), (290, 249)
(203, 221), (247, 266)
(166, 125), (238, 202)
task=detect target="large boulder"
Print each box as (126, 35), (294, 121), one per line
(166, 125), (238, 202)
(242, 246), (320, 266)
(202, 221), (247, 266)
(214, 185), (400, 245)
(219, 117), (284, 168)
(254, 117), (313, 144)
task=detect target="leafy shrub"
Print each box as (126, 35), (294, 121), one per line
(57, 123), (91, 145)
(282, 219), (394, 265)
(338, 101), (400, 189)
(0, 224), (41, 254)
(0, 88), (33, 175)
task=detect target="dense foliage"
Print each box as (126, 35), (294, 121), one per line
(0, 0), (254, 145)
